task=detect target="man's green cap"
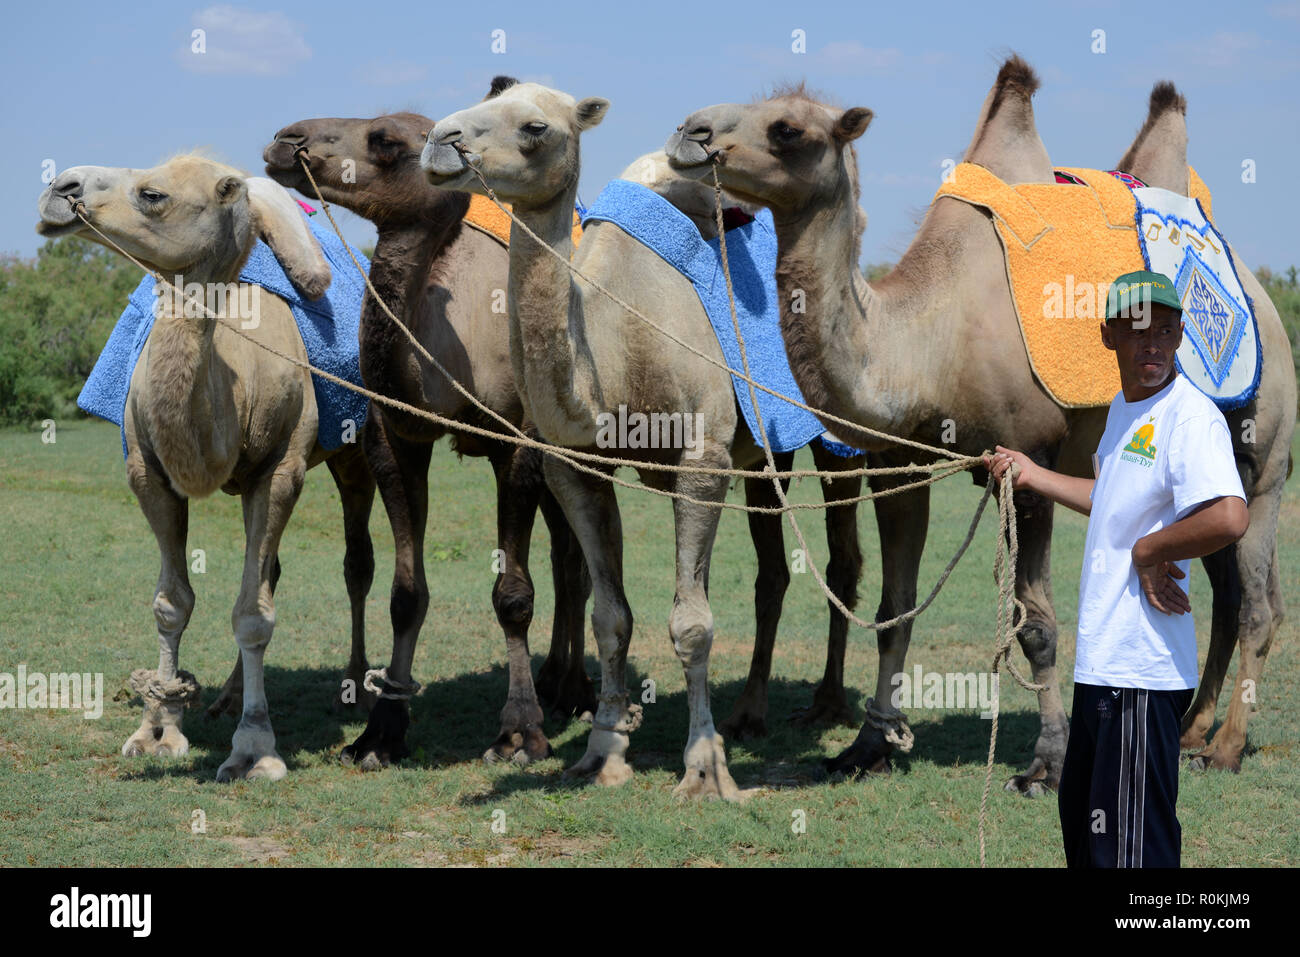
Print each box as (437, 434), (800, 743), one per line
(1106, 270), (1182, 321)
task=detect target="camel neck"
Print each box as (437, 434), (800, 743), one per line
(368, 221), (455, 321)
(505, 178), (599, 437)
(770, 161), (902, 441)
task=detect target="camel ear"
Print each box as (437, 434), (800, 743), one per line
(575, 98), (609, 131)
(833, 108), (873, 143)
(246, 177), (331, 301)
(215, 175), (246, 205)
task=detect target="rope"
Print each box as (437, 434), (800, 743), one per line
(362, 667), (422, 700)
(295, 153), (965, 486)
(70, 163), (1041, 862)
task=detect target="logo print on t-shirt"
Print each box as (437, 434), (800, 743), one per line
(1120, 417), (1158, 468)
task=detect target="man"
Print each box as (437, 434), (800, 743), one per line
(985, 270), (1249, 867)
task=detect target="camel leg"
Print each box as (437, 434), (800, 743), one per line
(536, 485), (595, 719)
(215, 458), (304, 782)
(342, 412), (430, 770)
(1179, 545), (1239, 752)
(1189, 490), (1284, 773)
(719, 450), (794, 741)
(668, 449), (747, 800)
(327, 445), (377, 713)
(207, 555), (283, 720)
(483, 441), (551, 765)
(545, 457), (637, 788)
(122, 457), (197, 758)
(792, 442), (865, 728)
(825, 460), (929, 777)
(1003, 490), (1069, 796)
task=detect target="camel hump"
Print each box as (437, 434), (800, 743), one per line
(993, 54), (1040, 102)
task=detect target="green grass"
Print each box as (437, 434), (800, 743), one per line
(1, 418), (1296, 866)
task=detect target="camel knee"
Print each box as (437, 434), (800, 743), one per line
(755, 560), (790, 607)
(492, 572), (535, 632)
(153, 584), (195, 636)
(343, 538), (375, 598)
(591, 594), (632, 655)
(825, 551), (863, 608)
(670, 595), (714, 668)
(390, 578), (428, 635)
(1016, 618), (1058, 669)
(232, 608), (275, 653)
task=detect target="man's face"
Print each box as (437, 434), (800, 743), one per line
(1101, 304), (1184, 393)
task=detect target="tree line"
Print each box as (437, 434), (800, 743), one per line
(0, 238), (1295, 428)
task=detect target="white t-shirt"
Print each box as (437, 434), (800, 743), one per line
(1075, 373), (1246, 690)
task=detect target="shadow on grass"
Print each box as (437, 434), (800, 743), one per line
(113, 656), (1049, 791)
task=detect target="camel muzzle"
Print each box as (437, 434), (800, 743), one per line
(419, 135), (473, 183)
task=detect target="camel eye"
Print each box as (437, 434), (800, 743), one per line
(138, 188), (167, 204)
(521, 121), (548, 137)
(771, 122), (803, 143)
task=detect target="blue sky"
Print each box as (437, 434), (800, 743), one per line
(4, 0), (1298, 269)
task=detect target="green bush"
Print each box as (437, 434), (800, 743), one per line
(1255, 265), (1300, 377)
(0, 236), (142, 427)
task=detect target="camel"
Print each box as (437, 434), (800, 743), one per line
(264, 104), (597, 768)
(666, 57), (1294, 786)
(421, 79), (868, 798)
(1112, 85), (1294, 772)
(35, 156), (378, 781)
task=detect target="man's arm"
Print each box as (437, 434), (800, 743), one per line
(1132, 495), (1249, 566)
(983, 446), (1095, 515)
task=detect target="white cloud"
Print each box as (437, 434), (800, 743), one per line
(1177, 31), (1263, 69)
(180, 6), (311, 76)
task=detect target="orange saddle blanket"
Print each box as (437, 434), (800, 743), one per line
(463, 193), (584, 249)
(933, 163), (1212, 407)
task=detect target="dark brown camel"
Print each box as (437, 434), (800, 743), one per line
(265, 98), (595, 769)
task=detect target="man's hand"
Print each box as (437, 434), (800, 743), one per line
(983, 446), (1036, 490)
(1135, 560), (1190, 615)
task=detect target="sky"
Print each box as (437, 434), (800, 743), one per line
(4, 0), (1298, 270)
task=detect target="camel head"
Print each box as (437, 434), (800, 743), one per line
(665, 85), (873, 218)
(618, 150), (759, 239)
(422, 78), (609, 208)
(264, 111), (464, 226)
(37, 155), (330, 298)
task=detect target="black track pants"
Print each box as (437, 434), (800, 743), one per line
(1058, 682), (1195, 868)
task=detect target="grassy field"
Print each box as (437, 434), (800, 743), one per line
(1, 418), (1296, 867)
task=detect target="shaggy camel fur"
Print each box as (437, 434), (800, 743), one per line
(668, 57), (1294, 785)
(36, 156), (377, 781)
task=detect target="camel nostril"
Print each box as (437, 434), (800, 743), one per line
(53, 178), (83, 198)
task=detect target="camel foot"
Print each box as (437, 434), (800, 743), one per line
(1003, 756), (1057, 797)
(546, 668), (597, 722)
(484, 723), (552, 767)
(217, 752), (288, 782)
(673, 733), (754, 802)
(564, 726), (635, 787)
(1186, 742), (1243, 773)
(122, 722), (190, 758)
(340, 697), (409, 771)
(216, 727), (286, 782)
(789, 695), (855, 730)
(719, 704), (768, 742)
(823, 726), (892, 779)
